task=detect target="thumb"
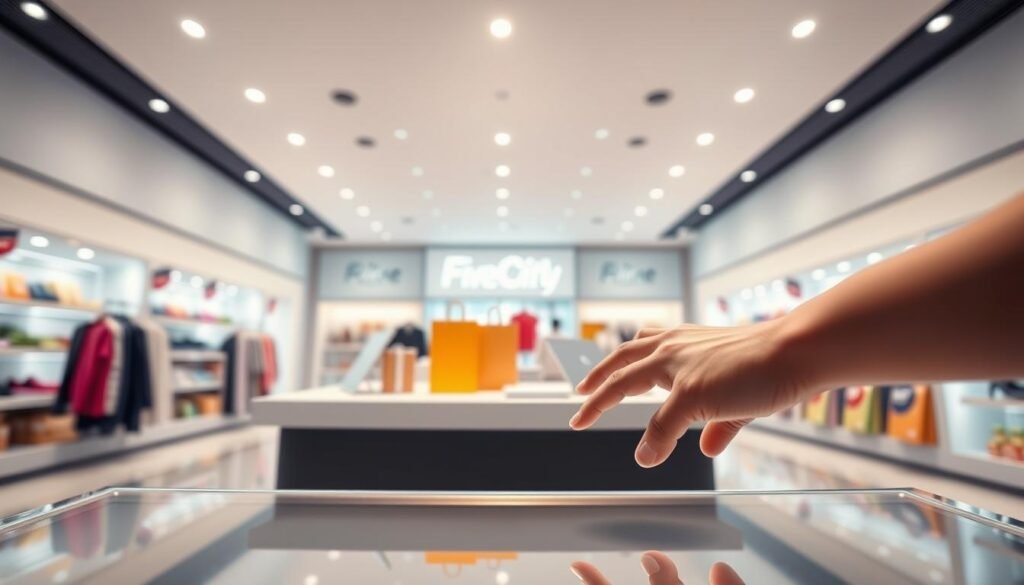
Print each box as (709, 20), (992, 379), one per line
(699, 419), (753, 457)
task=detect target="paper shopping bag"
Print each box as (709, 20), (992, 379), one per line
(887, 384), (937, 445)
(477, 307), (518, 391)
(383, 347), (416, 393)
(430, 301), (480, 393)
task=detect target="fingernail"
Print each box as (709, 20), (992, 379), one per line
(569, 412), (582, 429)
(640, 554), (661, 576)
(570, 565), (584, 581)
(635, 441), (658, 467)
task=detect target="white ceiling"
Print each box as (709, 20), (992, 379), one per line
(53, 0), (943, 245)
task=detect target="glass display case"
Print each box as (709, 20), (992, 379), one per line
(0, 488), (1019, 584)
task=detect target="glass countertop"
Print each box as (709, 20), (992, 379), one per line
(0, 488), (1020, 584)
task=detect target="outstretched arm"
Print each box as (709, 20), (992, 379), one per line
(570, 193), (1024, 468)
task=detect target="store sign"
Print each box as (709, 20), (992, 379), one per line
(426, 249), (575, 298)
(318, 249), (424, 299)
(578, 249), (683, 299)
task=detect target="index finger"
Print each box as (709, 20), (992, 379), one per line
(576, 335), (662, 395)
(570, 561), (613, 585)
(570, 355), (668, 430)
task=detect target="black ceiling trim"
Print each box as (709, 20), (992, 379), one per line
(0, 0), (340, 237)
(661, 0), (1024, 239)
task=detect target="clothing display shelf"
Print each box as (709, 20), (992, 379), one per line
(170, 349), (227, 363)
(173, 381), (223, 394)
(703, 223), (1024, 490)
(0, 488), (1020, 585)
(0, 394), (53, 412)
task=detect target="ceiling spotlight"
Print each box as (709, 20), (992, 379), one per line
(20, 2), (47, 20)
(289, 204), (304, 216)
(394, 128), (409, 140)
(620, 220), (635, 232)
(287, 132), (306, 146)
(339, 188), (355, 200)
(180, 19), (206, 39)
(740, 170), (757, 183)
(421, 190), (434, 200)
(411, 166), (425, 177)
(649, 188), (664, 200)
(496, 188), (510, 200)
(594, 128), (609, 140)
(76, 247), (95, 260)
(668, 165), (685, 178)
(837, 261), (851, 273)
(791, 19), (817, 39)
(148, 99), (170, 114)
(370, 221), (383, 233)
(495, 164), (511, 178)
(926, 14), (953, 34)
(698, 203), (714, 216)
(580, 166), (593, 177)
(696, 133), (715, 146)
(356, 205), (370, 217)
(317, 165), (335, 178)
(824, 98), (846, 113)
(243, 170), (261, 183)
(570, 190), (583, 200)
(634, 205), (648, 217)
(733, 88), (755, 104)
(494, 132), (511, 146)
(240, 88), (266, 104)
(29, 235), (49, 248)
(812, 268), (827, 281)
(490, 18), (513, 39)
(497, 206), (509, 217)
(190, 275), (204, 289)
(867, 252), (884, 265)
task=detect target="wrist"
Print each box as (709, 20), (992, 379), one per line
(771, 308), (836, 392)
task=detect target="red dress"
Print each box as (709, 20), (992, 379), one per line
(510, 311), (538, 351)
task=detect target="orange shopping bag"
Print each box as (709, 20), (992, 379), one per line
(430, 301), (480, 393)
(887, 384), (937, 445)
(478, 307), (518, 391)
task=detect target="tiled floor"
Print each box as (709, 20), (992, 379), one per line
(0, 424), (1019, 521)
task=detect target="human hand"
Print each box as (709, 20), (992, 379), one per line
(570, 551), (746, 585)
(569, 320), (819, 467)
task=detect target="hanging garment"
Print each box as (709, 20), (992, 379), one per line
(260, 335), (278, 394)
(102, 317), (123, 417)
(388, 324), (428, 357)
(136, 319), (172, 425)
(510, 311), (539, 352)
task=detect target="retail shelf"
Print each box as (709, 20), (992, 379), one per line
(960, 396), (1024, 411)
(0, 414), (249, 481)
(0, 346), (67, 357)
(152, 315), (235, 330)
(957, 450), (1024, 470)
(170, 349), (226, 363)
(0, 298), (99, 320)
(174, 382), (223, 394)
(0, 394), (54, 412)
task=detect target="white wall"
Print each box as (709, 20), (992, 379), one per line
(692, 9), (1024, 278)
(0, 167), (306, 393)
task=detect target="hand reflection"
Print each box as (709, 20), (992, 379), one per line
(570, 551), (745, 585)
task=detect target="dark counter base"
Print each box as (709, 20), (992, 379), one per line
(276, 429), (714, 491)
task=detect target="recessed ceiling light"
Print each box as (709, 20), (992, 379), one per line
(580, 166), (593, 177)
(836, 261), (851, 273)
(356, 205), (370, 217)
(287, 132), (306, 146)
(317, 165), (335, 178)
(76, 247), (95, 260)
(594, 128), (609, 140)
(634, 205), (648, 217)
(812, 268), (827, 281)
(496, 205), (509, 217)
(696, 133), (715, 146)
(733, 88), (755, 104)
(289, 203), (304, 216)
(243, 170), (261, 183)
(495, 164), (511, 178)
(570, 190), (583, 200)
(381, 232), (392, 241)
(867, 252), (884, 265)
(699, 203), (714, 216)
(649, 188), (664, 200)
(824, 98), (846, 113)
(148, 99), (170, 114)
(339, 188), (355, 200)
(494, 132), (511, 146)
(180, 19), (206, 39)
(242, 88), (266, 104)
(29, 235), (49, 248)
(668, 165), (686, 178)
(791, 19), (816, 39)
(394, 129), (409, 140)
(20, 2), (47, 20)
(645, 89), (672, 106)
(496, 188), (510, 200)
(620, 220), (635, 232)
(412, 166), (425, 177)
(421, 190), (434, 200)
(190, 275), (204, 289)
(926, 14), (953, 34)
(740, 170), (757, 183)
(370, 221), (383, 233)
(490, 18), (513, 39)
(563, 208), (575, 217)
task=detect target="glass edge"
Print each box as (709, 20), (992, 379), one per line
(0, 486), (115, 534)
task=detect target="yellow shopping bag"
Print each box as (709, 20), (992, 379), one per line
(430, 301), (480, 393)
(478, 307), (519, 391)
